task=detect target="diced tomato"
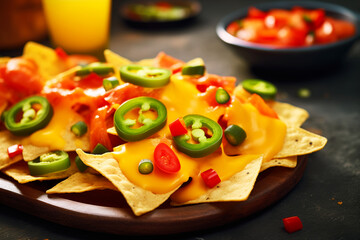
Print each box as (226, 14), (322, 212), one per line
(154, 143), (181, 174)
(186, 74), (236, 93)
(4, 57), (43, 95)
(89, 106), (113, 152)
(314, 20), (337, 44)
(257, 28), (278, 41)
(330, 18), (356, 40)
(278, 26), (307, 47)
(103, 83), (154, 106)
(249, 93), (278, 119)
(248, 7), (267, 19)
(226, 21), (242, 36)
(155, 52), (185, 74)
(308, 9), (325, 28)
(267, 9), (291, 28)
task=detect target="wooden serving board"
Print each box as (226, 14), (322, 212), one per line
(0, 156), (307, 236)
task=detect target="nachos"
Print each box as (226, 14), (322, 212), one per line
(0, 43), (327, 216)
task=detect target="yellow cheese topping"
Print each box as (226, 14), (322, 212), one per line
(110, 76), (286, 203)
(23, 101), (86, 150)
(224, 99), (286, 162)
(112, 139), (260, 203)
(154, 75), (226, 138)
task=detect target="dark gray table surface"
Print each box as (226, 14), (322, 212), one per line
(0, 0), (359, 239)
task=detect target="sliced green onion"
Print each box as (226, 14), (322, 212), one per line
(215, 88), (230, 104)
(71, 121), (88, 137)
(103, 76), (120, 91)
(76, 62), (114, 76)
(224, 124), (247, 146)
(138, 159), (153, 174)
(92, 143), (110, 155)
(181, 58), (205, 76)
(297, 88), (311, 98)
(75, 155), (88, 172)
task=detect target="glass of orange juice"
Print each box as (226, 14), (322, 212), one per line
(42, 0), (111, 57)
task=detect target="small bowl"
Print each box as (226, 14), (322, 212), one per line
(216, 1), (360, 70)
(120, 0), (201, 29)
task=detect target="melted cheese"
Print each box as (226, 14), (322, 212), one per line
(112, 139), (260, 202)
(155, 76), (226, 137)
(224, 99), (286, 162)
(23, 101), (86, 150)
(111, 77), (286, 203)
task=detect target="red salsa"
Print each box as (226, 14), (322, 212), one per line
(226, 6), (356, 48)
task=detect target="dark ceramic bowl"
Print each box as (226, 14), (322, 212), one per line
(216, 1), (360, 69)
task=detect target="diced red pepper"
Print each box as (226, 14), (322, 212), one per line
(55, 47), (69, 61)
(201, 168), (221, 188)
(283, 216), (303, 233)
(7, 144), (23, 158)
(169, 118), (188, 137)
(154, 143), (181, 174)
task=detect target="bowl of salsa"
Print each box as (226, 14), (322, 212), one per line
(216, 1), (360, 70)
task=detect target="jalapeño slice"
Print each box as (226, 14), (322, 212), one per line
(173, 114), (223, 158)
(5, 96), (53, 136)
(119, 64), (171, 88)
(114, 97), (167, 142)
(28, 150), (70, 176)
(242, 79), (277, 100)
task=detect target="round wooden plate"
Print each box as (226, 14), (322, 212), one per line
(0, 156), (307, 235)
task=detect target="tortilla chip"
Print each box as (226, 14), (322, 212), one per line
(21, 105), (90, 161)
(76, 150), (179, 216)
(46, 172), (117, 194)
(136, 58), (155, 66)
(22, 41), (68, 81)
(274, 127), (327, 158)
(2, 158), (78, 184)
(260, 156), (297, 172)
(44, 66), (81, 88)
(104, 49), (132, 67)
(172, 156), (263, 206)
(270, 102), (309, 127)
(0, 131), (23, 170)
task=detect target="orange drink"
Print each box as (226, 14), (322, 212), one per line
(42, 0), (111, 56)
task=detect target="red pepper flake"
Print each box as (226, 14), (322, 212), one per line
(283, 216), (303, 233)
(7, 144), (23, 158)
(201, 168), (221, 188)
